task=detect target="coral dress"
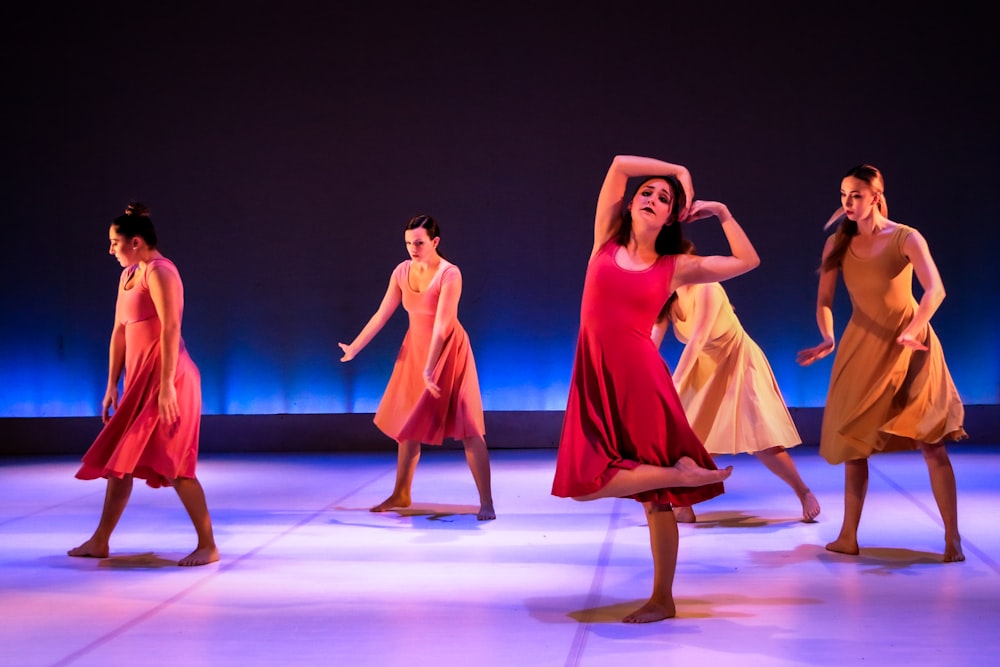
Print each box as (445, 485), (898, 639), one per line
(373, 259), (486, 445)
(820, 225), (966, 464)
(552, 241), (723, 506)
(76, 258), (202, 488)
(672, 282), (801, 454)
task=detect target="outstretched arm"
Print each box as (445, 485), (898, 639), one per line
(797, 236), (838, 366)
(898, 229), (945, 351)
(671, 283), (724, 386)
(670, 201), (760, 289)
(421, 267), (463, 398)
(339, 274), (402, 361)
(147, 264), (185, 425)
(593, 155), (693, 259)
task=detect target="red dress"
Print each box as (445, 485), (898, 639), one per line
(76, 258), (202, 488)
(373, 259), (486, 445)
(552, 241), (723, 506)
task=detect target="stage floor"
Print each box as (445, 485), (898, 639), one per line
(1, 446), (997, 666)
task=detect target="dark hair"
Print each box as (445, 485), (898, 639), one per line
(822, 164), (887, 272)
(615, 175), (688, 256)
(405, 214), (446, 258)
(657, 240), (697, 322)
(112, 200), (158, 249)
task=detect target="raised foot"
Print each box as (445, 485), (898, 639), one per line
(944, 535), (965, 563)
(674, 456), (732, 487)
(68, 538), (109, 559)
(623, 599), (676, 624)
(799, 490), (821, 522)
(825, 537), (860, 555)
(179, 546), (220, 567)
(370, 494), (411, 513)
(673, 506), (697, 523)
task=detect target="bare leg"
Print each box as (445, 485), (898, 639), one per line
(462, 435), (495, 520)
(172, 477), (220, 566)
(920, 441), (964, 562)
(573, 457), (731, 501)
(371, 440), (421, 512)
(68, 474), (134, 558)
(826, 459), (867, 555)
(623, 502), (678, 623)
(754, 446), (821, 521)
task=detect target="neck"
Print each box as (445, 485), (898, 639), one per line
(855, 211), (885, 235)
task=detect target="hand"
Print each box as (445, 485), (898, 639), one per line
(677, 169), (695, 220)
(683, 200), (730, 223)
(796, 340), (835, 366)
(338, 342), (355, 362)
(101, 386), (119, 424)
(158, 383), (180, 425)
(897, 332), (929, 351)
(423, 370), (441, 399)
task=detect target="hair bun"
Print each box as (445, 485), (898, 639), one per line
(125, 201), (150, 217)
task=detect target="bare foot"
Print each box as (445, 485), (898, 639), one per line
(825, 536), (860, 555)
(477, 502), (496, 521)
(944, 535), (965, 563)
(370, 493), (411, 512)
(68, 538), (109, 559)
(673, 506), (696, 523)
(674, 456), (732, 486)
(799, 490), (821, 522)
(178, 546), (220, 567)
(623, 599), (676, 623)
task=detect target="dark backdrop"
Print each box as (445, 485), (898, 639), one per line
(2, 2), (997, 420)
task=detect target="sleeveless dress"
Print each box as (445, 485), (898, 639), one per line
(672, 282), (801, 454)
(552, 240), (724, 506)
(373, 259), (486, 445)
(76, 258), (202, 488)
(820, 224), (966, 464)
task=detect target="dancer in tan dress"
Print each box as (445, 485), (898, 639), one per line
(797, 164), (965, 562)
(653, 254), (820, 523)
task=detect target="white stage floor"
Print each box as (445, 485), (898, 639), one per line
(1, 446), (997, 666)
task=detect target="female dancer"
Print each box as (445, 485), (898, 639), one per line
(652, 259), (820, 523)
(70, 203), (219, 567)
(552, 154), (759, 623)
(797, 164), (965, 562)
(340, 215), (495, 520)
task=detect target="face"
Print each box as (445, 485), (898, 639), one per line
(840, 176), (881, 221)
(628, 179), (674, 228)
(404, 227), (439, 261)
(108, 226), (138, 267)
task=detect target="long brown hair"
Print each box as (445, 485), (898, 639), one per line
(821, 164), (888, 272)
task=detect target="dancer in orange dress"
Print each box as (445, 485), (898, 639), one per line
(340, 215), (495, 520)
(69, 203), (218, 567)
(552, 155), (759, 623)
(652, 251), (820, 523)
(797, 164), (965, 562)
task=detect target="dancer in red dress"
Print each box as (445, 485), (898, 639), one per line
(552, 155), (759, 622)
(340, 215), (495, 520)
(69, 203), (218, 566)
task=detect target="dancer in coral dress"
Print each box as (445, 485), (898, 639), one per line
(552, 155), (759, 623)
(69, 202), (218, 567)
(340, 215), (495, 520)
(797, 164), (966, 562)
(652, 254), (820, 524)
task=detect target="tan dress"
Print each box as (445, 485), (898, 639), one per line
(820, 224), (966, 464)
(672, 282), (802, 455)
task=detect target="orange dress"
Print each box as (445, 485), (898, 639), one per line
(552, 241), (723, 507)
(671, 282), (802, 454)
(373, 259), (486, 445)
(76, 258), (201, 488)
(820, 225), (966, 464)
